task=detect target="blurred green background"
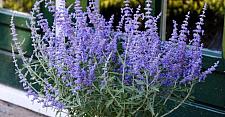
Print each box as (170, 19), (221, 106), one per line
(1, 0), (225, 15)
(1, 0), (224, 51)
(1, 0), (146, 13)
(2, 0), (35, 12)
(168, 0), (225, 15)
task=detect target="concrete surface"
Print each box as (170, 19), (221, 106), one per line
(0, 100), (47, 117)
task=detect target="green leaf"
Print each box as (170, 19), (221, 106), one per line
(134, 79), (145, 85)
(128, 94), (144, 100)
(151, 87), (160, 92)
(76, 93), (81, 106)
(106, 99), (114, 108)
(116, 110), (122, 117)
(149, 105), (155, 116)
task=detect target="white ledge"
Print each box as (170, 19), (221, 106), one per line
(0, 83), (67, 117)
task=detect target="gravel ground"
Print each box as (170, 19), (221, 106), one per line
(0, 100), (48, 117)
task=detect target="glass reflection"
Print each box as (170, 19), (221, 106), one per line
(167, 0), (224, 51)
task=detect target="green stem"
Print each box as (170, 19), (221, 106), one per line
(160, 84), (195, 117)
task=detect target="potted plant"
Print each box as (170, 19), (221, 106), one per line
(10, 0), (218, 116)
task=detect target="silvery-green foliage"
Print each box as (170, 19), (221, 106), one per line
(11, 0), (218, 116)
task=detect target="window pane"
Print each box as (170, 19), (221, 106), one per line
(166, 0), (224, 51)
(2, 0), (35, 13)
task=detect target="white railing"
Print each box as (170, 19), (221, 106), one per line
(0, 84), (62, 117)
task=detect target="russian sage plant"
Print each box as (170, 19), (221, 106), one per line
(11, 0), (219, 116)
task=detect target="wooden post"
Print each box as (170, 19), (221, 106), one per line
(0, 0), (3, 8)
(95, 0), (99, 11)
(55, 0), (65, 36)
(160, 0), (167, 41)
(222, 10), (225, 59)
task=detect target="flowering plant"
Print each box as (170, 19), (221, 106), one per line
(11, 0), (218, 116)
